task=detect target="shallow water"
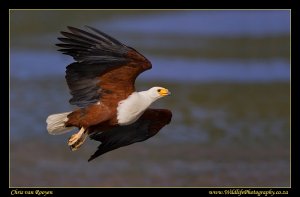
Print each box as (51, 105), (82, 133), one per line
(11, 50), (289, 82)
(10, 78), (290, 187)
(10, 10), (290, 187)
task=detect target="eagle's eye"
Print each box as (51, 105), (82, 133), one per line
(157, 89), (161, 93)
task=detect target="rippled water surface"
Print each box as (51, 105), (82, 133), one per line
(10, 10), (290, 187)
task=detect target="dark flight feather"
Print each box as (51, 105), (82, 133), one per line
(88, 109), (172, 161)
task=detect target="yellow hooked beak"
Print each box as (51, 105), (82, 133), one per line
(159, 88), (171, 96)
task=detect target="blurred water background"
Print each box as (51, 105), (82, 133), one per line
(10, 10), (290, 187)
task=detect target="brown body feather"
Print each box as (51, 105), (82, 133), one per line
(65, 49), (151, 128)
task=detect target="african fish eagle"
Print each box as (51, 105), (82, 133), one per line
(46, 26), (172, 161)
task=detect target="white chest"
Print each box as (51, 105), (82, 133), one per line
(116, 92), (151, 125)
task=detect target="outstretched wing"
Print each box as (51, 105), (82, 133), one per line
(57, 26), (152, 107)
(88, 109), (172, 161)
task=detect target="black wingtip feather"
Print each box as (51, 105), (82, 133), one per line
(84, 25), (123, 46)
(88, 155), (95, 162)
(57, 26), (129, 63)
(67, 26), (111, 45)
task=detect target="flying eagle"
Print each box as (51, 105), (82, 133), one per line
(46, 26), (172, 161)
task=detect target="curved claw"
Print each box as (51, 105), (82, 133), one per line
(68, 127), (87, 151)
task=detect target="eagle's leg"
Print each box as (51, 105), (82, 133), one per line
(68, 127), (88, 151)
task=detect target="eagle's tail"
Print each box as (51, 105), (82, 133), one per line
(46, 112), (75, 135)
